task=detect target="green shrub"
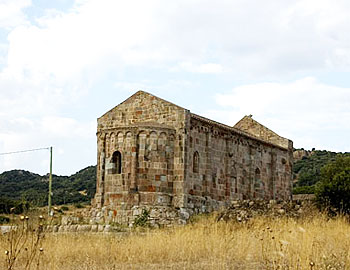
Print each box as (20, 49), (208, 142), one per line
(61, 206), (69, 211)
(293, 185), (315, 194)
(315, 157), (350, 214)
(293, 150), (350, 187)
(0, 198), (30, 214)
(133, 209), (149, 227)
(0, 215), (10, 224)
(74, 203), (84, 209)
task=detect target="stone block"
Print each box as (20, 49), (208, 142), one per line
(98, 225), (105, 232)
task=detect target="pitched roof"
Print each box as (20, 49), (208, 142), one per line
(99, 90), (186, 120)
(234, 115), (290, 149)
(191, 113), (290, 150)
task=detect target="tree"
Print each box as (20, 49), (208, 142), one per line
(315, 157), (350, 214)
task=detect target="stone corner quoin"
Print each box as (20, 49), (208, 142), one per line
(91, 90), (293, 225)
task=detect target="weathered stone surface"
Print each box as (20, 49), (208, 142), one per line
(179, 208), (190, 220)
(52, 225), (59, 233)
(216, 200), (315, 223)
(92, 91), (293, 225)
(70, 225), (78, 232)
(277, 209), (286, 215)
(90, 225), (97, 232)
(0, 226), (13, 234)
(104, 225), (111, 232)
(77, 225), (91, 232)
(293, 149), (313, 161)
(61, 216), (80, 225)
(98, 224), (105, 232)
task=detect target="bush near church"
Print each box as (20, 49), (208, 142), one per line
(315, 156), (350, 214)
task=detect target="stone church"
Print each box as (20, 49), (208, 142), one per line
(92, 91), (293, 225)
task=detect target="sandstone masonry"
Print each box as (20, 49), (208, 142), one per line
(92, 91), (293, 225)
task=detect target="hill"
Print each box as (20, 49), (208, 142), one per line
(293, 149), (350, 193)
(0, 166), (96, 207)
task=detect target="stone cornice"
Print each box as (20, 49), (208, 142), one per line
(97, 123), (176, 136)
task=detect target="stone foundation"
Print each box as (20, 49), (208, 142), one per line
(89, 205), (191, 227)
(89, 198), (314, 228)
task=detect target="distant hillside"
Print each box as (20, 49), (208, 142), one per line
(0, 166), (96, 206)
(1, 149), (349, 204)
(293, 149), (350, 193)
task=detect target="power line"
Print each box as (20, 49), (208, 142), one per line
(0, 147), (50, 156)
(0, 146), (54, 217)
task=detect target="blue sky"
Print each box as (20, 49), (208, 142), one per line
(0, 0), (349, 175)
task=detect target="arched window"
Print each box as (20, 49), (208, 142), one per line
(111, 151), (122, 174)
(193, 151), (199, 173)
(255, 168), (261, 180)
(254, 168), (261, 197)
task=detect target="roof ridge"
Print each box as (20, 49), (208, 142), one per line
(99, 90), (187, 119)
(190, 113), (288, 150)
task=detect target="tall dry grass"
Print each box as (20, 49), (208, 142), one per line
(1, 213), (350, 270)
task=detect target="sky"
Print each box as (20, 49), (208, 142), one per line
(0, 0), (349, 176)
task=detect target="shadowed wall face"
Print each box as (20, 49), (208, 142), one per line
(184, 116), (292, 211)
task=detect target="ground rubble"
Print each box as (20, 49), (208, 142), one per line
(216, 199), (316, 223)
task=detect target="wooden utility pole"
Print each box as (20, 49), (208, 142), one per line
(48, 146), (53, 216)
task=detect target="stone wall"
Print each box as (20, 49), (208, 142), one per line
(184, 115), (293, 214)
(93, 91), (188, 218)
(90, 205), (188, 227)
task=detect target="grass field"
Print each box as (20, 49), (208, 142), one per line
(1, 212), (350, 270)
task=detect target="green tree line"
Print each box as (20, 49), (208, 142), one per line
(0, 166), (96, 213)
(293, 150), (350, 194)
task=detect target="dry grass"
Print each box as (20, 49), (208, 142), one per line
(1, 213), (350, 270)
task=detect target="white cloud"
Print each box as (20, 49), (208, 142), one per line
(3, 0), (162, 85)
(114, 81), (152, 94)
(176, 62), (224, 74)
(0, 0), (30, 29)
(3, 0), (350, 85)
(40, 116), (95, 139)
(209, 77), (350, 151)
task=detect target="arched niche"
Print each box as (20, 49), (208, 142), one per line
(158, 132), (167, 150)
(193, 151), (199, 173)
(117, 132), (124, 144)
(149, 131), (158, 151)
(105, 133), (111, 157)
(110, 132), (116, 150)
(137, 131), (147, 150)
